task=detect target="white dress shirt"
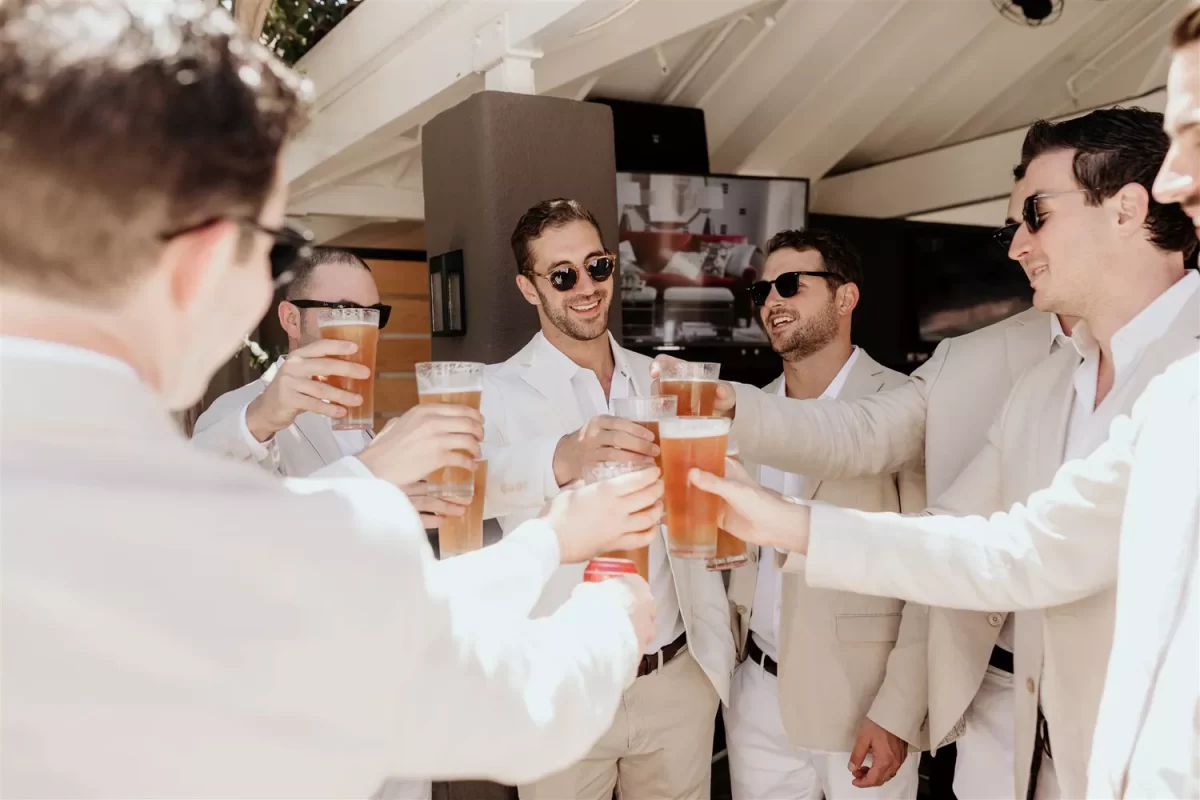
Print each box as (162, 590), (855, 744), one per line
(1064, 271), (1199, 459)
(750, 347), (859, 662)
(530, 333), (685, 654)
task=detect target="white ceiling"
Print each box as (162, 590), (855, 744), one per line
(285, 0), (1183, 236)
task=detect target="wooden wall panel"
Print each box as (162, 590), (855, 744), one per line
(376, 376), (419, 412)
(378, 336), (431, 373)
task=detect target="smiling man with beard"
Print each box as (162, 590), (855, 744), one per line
(480, 198), (735, 800)
(723, 229), (929, 800)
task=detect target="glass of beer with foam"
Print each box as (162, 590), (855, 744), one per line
(611, 396), (677, 472)
(583, 461), (656, 581)
(657, 361), (720, 416)
(708, 443), (748, 570)
(659, 416), (730, 558)
(317, 307), (379, 431)
(438, 458), (487, 557)
(415, 361), (484, 498)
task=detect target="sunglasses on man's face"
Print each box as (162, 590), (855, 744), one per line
(750, 270), (843, 306)
(992, 189), (1089, 250)
(288, 300), (393, 329)
(523, 255), (615, 292)
(159, 217), (314, 286)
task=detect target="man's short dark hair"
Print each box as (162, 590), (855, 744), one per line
(511, 199), (606, 275)
(764, 228), (864, 288)
(1012, 108), (1198, 259)
(0, 0), (310, 300)
(1171, 1), (1200, 48)
(284, 248), (371, 301)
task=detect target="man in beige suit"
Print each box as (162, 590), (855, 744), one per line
(697, 108), (1199, 799)
(1, 3), (664, 795)
(723, 229), (927, 799)
(659, 251), (1070, 796)
(482, 199), (736, 800)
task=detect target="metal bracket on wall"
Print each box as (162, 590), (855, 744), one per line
(474, 15), (543, 94)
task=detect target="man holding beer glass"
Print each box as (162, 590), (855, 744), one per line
(481, 199), (735, 800)
(193, 247), (464, 528)
(1, 4), (667, 795)
(717, 230), (928, 799)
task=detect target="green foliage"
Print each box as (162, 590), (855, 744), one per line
(230, 0), (360, 65)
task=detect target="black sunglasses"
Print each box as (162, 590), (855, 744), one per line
(287, 300), (392, 329)
(160, 217), (314, 283)
(992, 189), (1089, 250)
(523, 255), (615, 292)
(750, 270), (844, 306)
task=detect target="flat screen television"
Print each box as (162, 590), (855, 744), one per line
(615, 172), (809, 351)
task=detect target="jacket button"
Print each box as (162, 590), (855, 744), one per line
(1026, 678), (1036, 694)
(748, 549), (758, 563)
(736, 605), (748, 616)
(987, 613), (1003, 627)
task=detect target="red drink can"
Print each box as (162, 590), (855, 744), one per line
(583, 557), (639, 583)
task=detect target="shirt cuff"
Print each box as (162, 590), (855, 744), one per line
(238, 402), (273, 461)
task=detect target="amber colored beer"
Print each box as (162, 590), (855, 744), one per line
(659, 417), (730, 558)
(658, 379), (719, 417)
(438, 459), (487, 557)
(583, 461), (656, 582)
(415, 362), (485, 498)
(317, 309), (379, 431)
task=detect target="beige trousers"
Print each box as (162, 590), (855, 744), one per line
(519, 647), (719, 800)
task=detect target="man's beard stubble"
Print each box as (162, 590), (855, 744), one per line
(536, 284), (610, 342)
(767, 299), (839, 362)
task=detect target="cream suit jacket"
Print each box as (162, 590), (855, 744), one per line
(798, 351), (1200, 798)
(481, 333), (737, 704)
(1, 348), (645, 798)
(727, 353), (929, 753)
(801, 300), (1200, 799)
(729, 307), (1054, 749)
(191, 359), (349, 477)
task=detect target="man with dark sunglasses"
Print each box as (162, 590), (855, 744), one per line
(667, 107), (1198, 800)
(480, 198), (735, 800)
(725, 228), (927, 799)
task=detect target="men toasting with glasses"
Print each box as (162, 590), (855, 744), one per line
(480, 199), (736, 800)
(725, 229), (928, 800)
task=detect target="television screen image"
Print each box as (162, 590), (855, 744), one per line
(616, 172), (808, 348)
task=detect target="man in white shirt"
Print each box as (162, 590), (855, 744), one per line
(191, 247), (456, 532)
(482, 199), (736, 800)
(724, 229), (927, 799)
(696, 108), (1199, 799)
(0, 4), (661, 796)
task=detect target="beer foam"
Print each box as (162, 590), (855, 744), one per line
(658, 417), (731, 439)
(317, 319), (377, 327)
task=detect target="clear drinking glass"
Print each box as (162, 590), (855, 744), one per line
(317, 307), (379, 431)
(415, 361), (484, 498)
(708, 442), (748, 571)
(658, 416), (730, 558)
(611, 395), (677, 472)
(438, 458), (488, 558)
(656, 361), (720, 416)
(583, 460), (655, 582)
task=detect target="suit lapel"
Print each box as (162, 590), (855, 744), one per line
(1035, 349), (1079, 490)
(519, 336), (586, 433)
(1005, 310), (1052, 386)
(292, 412), (344, 467)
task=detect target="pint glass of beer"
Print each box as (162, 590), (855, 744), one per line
(317, 307), (379, 431)
(611, 396), (677, 471)
(583, 461), (656, 582)
(659, 417), (730, 558)
(438, 459), (487, 558)
(708, 445), (748, 570)
(657, 361), (720, 416)
(415, 361), (484, 498)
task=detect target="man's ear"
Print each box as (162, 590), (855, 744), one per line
(278, 300), (301, 340)
(516, 274), (541, 307)
(837, 282), (860, 317)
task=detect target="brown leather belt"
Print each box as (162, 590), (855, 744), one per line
(636, 632), (687, 678)
(745, 636), (778, 677)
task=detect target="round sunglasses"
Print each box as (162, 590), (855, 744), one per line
(992, 189), (1089, 250)
(523, 255), (615, 292)
(288, 299), (392, 329)
(750, 270), (844, 306)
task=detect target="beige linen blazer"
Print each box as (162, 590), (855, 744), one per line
(728, 351), (929, 752)
(730, 307), (1055, 749)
